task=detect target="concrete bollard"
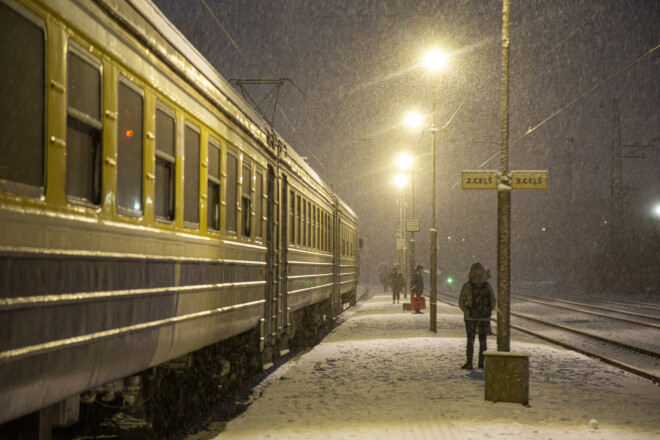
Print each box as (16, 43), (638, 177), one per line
(484, 351), (529, 405)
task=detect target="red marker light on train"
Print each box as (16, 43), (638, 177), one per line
(126, 130), (134, 137)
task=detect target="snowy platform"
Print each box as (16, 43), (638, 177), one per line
(212, 287), (660, 440)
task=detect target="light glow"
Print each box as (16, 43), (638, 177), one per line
(405, 111), (424, 128)
(397, 153), (413, 170)
(654, 204), (660, 218)
(424, 49), (448, 72)
(394, 173), (408, 188)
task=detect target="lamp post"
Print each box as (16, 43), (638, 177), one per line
(394, 173), (408, 287)
(396, 153), (415, 297)
(406, 48), (448, 333)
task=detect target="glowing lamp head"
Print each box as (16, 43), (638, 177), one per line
(397, 153), (413, 170)
(405, 111), (424, 129)
(653, 204), (660, 218)
(424, 49), (448, 72)
(394, 173), (408, 188)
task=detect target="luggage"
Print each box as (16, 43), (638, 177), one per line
(411, 296), (426, 310)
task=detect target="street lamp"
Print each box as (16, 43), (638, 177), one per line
(397, 153), (415, 298)
(410, 48), (448, 333)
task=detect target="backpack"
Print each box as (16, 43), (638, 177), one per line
(469, 282), (491, 319)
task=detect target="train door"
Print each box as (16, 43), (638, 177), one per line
(279, 175), (289, 354)
(332, 200), (341, 317)
(263, 165), (279, 367)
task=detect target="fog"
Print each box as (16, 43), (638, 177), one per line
(152, 0), (660, 297)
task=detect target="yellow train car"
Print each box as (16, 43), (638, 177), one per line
(0, 0), (359, 431)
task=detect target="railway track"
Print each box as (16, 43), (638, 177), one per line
(438, 291), (660, 383)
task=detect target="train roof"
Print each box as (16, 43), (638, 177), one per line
(108, 0), (352, 215)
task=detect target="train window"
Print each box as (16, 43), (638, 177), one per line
(302, 200), (307, 247)
(225, 151), (237, 234)
(66, 44), (102, 206)
(318, 208), (322, 250)
(241, 163), (251, 237)
(207, 137), (221, 232)
(307, 201), (312, 248)
(255, 170), (263, 239)
(0, 3), (45, 196)
(184, 122), (200, 227)
(155, 102), (175, 221)
(289, 190), (295, 244)
(296, 194), (301, 246)
(116, 78), (144, 217)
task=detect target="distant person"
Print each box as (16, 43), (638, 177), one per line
(378, 262), (389, 293)
(411, 264), (424, 314)
(389, 266), (404, 304)
(458, 262), (496, 370)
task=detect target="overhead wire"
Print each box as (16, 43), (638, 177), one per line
(198, 0), (324, 172)
(476, 42), (660, 171)
(512, 1), (610, 76)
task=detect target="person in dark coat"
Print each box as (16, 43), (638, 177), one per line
(458, 262), (496, 370)
(378, 262), (389, 293)
(389, 267), (404, 303)
(411, 264), (424, 314)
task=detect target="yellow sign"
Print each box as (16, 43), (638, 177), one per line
(511, 170), (548, 190)
(461, 171), (498, 189)
(405, 220), (420, 232)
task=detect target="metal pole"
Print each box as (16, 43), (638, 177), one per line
(409, 166), (415, 298)
(497, 0), (511, 352)
(430, 86), (438, 333)
(402, 194), (407, 294)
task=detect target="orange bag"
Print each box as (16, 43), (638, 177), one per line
(411, 296), (426, 310)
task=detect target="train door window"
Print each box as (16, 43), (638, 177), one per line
(183, 122), (200, 227)
(207, 137), (221, 232)
(116, 78), (144, 217)
(296, 194), (301, 246)
(241, 163), (251, 238)
(225, 150), (237, 234)
(155, 102), (175, 221)
(0, 2), (45, 197)
(254, 170), (263, 239)
(66, 43), (102, 207)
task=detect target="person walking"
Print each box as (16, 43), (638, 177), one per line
(411, 264), (424, 314)
(458, 262), (496, 370)
(389, 266), (404, 304)
(378, 262), (389, 293)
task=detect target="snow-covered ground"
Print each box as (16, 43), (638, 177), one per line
(208, 287), (660, 440)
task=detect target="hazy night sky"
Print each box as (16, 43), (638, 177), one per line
(152, 0), (659, 288)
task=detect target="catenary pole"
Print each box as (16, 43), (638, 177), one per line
(497, 0), (511, 352)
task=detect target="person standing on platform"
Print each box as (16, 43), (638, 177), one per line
(389, 266), (404, 304)
(411, 264), (424, 314)
(458, 262), (496, 370)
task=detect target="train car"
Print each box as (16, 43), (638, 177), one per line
(0, 0), (360, 433)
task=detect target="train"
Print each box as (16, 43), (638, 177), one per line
(0, 0), (360, 433)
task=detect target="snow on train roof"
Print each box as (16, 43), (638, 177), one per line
(116, 0), (351, 213)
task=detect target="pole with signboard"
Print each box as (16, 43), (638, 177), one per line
(461, 170), (548, 351)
